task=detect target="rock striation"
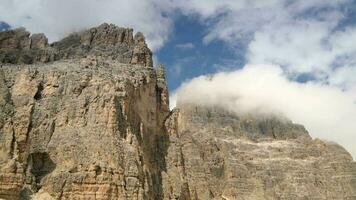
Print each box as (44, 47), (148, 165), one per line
(0, 24), (168, 199)
(163, 105), (356, 200)
(0, 24), (355, 200)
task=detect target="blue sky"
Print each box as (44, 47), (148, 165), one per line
(156, 14), (245, 91)
(1, 0), (356, 158)
(0, 21), (10, 31)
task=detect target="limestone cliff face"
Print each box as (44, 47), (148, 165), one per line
(0, 24), (168, 199)
(163, 105), (356, 200)
(0, 24), (356, 200)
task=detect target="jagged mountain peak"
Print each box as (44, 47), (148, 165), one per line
(0, 23), (152, 67)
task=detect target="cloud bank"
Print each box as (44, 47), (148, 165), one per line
(172, 65), (356, 159)
(168, 0), (356, 159)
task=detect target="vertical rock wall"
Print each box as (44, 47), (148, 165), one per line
(0, 25), (169, 199)
(162, 105), (356, 200)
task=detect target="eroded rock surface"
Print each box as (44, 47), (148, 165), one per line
(163, 105), (356, 200)
(0, 23), (152, 67)
(0, 24), (168, 199)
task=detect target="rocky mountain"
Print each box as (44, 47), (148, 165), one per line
(0, 23), (152, 67)
(0, 24), (168, 199)
(163, 105), (356, 199)
(0, 24), (355, 200)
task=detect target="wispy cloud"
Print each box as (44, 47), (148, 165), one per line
(168, 56), (196, 78)
(172, 0), (356, 91)
(175, 42), (195, 50)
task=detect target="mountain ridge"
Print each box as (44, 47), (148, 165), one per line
(0, 23), (152, 67)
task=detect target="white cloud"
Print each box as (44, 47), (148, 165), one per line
(175, 0), (356, 87)
(247, 20), (334, 75)
(0, 0), (173, 50)
(169, 2), (356, 160)
(170, 0), (280, 19)
(330, 66), (356, 91)
(173, 64), (356, 159)
(176, 42), (195, 50)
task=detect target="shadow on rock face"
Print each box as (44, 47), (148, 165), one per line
(19, 152), (56, 200)
(28, 152), (56, 187)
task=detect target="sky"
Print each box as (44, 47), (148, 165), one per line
(1, 0), (356, 159)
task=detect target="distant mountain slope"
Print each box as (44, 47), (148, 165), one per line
(163, 104), (356, 199)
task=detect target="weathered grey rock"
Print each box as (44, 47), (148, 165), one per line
(130, 32), (153, 68)
(0, 27), (31, 50)
(0, 23), (152, 66)
(30, 33), (48, 49)
(0, 26), (169, 199)
(163, 104), (356, 200)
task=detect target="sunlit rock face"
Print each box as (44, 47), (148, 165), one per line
(0, 24), (355, 200)
(0, 24), (168, 199)
(163, 104), (356, 200)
